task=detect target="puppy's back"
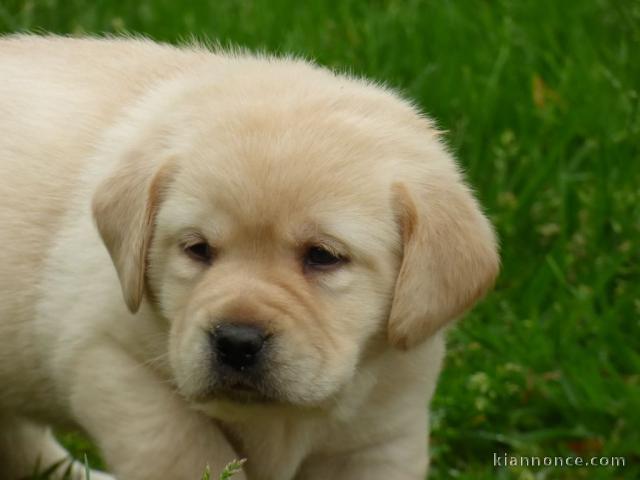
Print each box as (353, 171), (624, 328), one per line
(0, 36), (207, 409)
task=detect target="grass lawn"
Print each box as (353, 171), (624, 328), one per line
(1, 0), (638, 478)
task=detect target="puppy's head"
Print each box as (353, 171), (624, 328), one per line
(93, 58), (498, 409)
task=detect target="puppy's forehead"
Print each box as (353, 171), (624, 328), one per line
(157, 66), (435, 252)
(182, 155), (387, 242)
(166, 102), (400, 253)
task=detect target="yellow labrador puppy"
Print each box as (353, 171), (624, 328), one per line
(0, 35), (498, 480)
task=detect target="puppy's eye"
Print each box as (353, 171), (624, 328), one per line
(304, 245), (344, 270)
(183, 241), (213, 264)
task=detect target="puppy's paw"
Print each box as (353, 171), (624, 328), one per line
(84, 470), (116, 480)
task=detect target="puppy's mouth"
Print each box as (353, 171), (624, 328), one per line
(191, 385), (279, 407)
(210, 385), (275, 404)
(191, 373), (282, 405)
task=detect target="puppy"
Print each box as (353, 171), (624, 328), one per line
(0, 35), (499, 480)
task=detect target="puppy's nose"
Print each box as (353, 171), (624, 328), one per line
(212, 323), (266, 371)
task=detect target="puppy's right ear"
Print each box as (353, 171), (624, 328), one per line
(92, 155), (175, 313)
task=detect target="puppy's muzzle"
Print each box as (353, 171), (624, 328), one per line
(211, 323), (267, 372)
(202, 322), (282, 404)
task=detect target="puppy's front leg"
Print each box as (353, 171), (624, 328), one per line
(0, 417), (113, 480)
(69, 343), (244, 480)
(297, 424), (429, 480)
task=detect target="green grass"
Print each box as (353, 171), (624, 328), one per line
(26, 455), (244, 480)
(2, 0), (638, 478)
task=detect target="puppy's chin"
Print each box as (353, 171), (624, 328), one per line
(190, 382), (281, 406)
(212, 387), (275, 404)
(183, 372), (345, 421)
(191, 389), (327, 422)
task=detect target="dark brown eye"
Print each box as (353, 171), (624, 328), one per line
(304, 245), (343, 270)
(184, 241), (213, 264)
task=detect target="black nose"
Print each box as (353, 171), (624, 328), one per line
(212, 323), (266, 371)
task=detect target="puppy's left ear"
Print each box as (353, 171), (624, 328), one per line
(388, 171), (499, 349)
(92, 155), (175, 313)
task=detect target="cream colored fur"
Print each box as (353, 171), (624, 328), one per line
(0, 35), (498, 480)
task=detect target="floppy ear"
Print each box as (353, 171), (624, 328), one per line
(388, 177), (499, 350)
(92, 155), (175, 313)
